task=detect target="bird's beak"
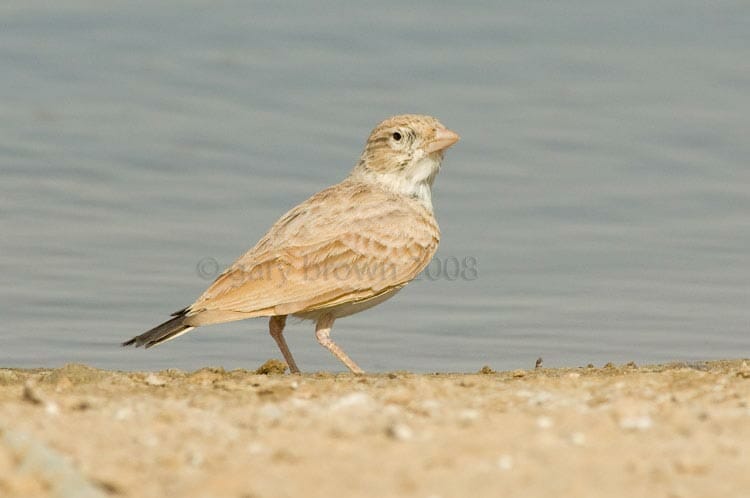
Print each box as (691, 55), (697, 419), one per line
(425, 127), (460, 154)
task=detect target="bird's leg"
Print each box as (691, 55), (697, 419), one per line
(269, 315), (300, 374)
(314, 313), (364, 374)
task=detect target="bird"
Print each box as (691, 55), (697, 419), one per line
(123, 114), (460, 374)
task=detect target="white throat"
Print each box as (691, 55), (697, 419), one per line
(354, 152), (441, 210)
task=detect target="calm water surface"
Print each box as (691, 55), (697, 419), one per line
(1, 1), (748, 372)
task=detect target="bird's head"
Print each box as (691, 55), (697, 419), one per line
(351, 114), (460, 207)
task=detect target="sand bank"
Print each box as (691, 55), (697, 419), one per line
(1, 360), (749, 498)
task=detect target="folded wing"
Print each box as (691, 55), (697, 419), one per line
(185, 180), (439, 320)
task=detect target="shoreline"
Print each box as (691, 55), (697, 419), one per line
(2, 359), (749, 497)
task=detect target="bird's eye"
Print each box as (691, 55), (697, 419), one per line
(392, 132), (402, 141)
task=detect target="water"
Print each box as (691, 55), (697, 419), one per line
(1, 1), (748, 372)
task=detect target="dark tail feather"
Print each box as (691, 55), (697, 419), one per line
(170, 306), (189, 317)
(122, 312), (194, 349)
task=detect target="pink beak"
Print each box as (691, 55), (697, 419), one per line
(425, 127), (460, 154)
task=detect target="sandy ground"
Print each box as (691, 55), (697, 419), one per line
(1, 359), (749, 498)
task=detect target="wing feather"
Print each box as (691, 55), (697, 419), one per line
(186, 180), (439, 318)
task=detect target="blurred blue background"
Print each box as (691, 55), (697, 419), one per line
(1, 1), (748, 372)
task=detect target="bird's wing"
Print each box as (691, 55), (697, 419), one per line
(186, 180), (439, 317)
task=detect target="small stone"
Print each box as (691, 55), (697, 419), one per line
(247, 442), (266, 455)
(737, 361), (750, 379)
(511, 369), (526, 378)
(21, 381), (63, 415)
(419, 400), (441, 417)
(114, 407), (132, 421)
(189, 367), (226, 385)
(567, 372), (581, 379)
(570, 432), (586, 446)
(619, 415), (653, 431)
(458, 409), (480, 425)
(255, 359), (287, 375)
(44, 363), (104, 385)
(54, 376), (73, 392)
(528, 391), (553, 405)
(72, 399), (93, 411)
(329, 392), (372, 411)
(45, 401), (60, 415)
(478, 365), (496, 375)
(386, 422), (414, 441)
(187, 450), (204, 467)
(386, 371), (411, 379)
(22, 382), (44, 405)
(383, 405), (402, 417)
(288, 397), (310, 411)
(497, 454), (514, 471)
(258, 403), (284, 422)
(139, 434), (159, 447)
(536, 416), (553, 429)
(144, 374), (166, 386)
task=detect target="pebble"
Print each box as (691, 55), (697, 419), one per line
(536, 416), (553, 429)
(247, 442), (267, 455)
(187, 450), (204, 467)
(22, 381), (59, 415)
(45, 402), (60, 416)
(458, 408), (480, 425)
(329, 392), (372, 411)
(570, 432), (586, 446)
(383, 404), (402, 417)
(144, 374), (166, 386)
(419, 399), (442, 417)
(497, 454), (514, 471)
(619, 415), (653, 431)
(138, 434), (159, 447)
(114, 407), (132, 421)
(529, 391), (554, 405)
(22, 382), (44, 405)
(258, 403), (284, 422)
(386, 422), (414, 441)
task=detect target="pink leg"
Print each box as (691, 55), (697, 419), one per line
(315, 313), (364, 374)
(269, 315), (300, 374)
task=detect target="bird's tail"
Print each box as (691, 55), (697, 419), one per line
(122, 310), (195, 349)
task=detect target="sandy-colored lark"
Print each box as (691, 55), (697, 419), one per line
(123, 115), (460, 373)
